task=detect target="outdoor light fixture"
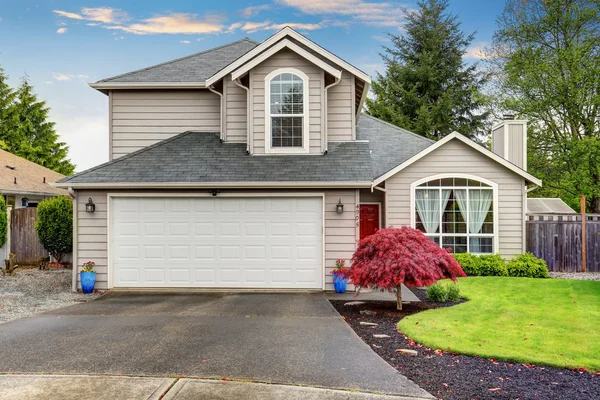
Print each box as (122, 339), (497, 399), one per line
(85, 197), (95, 213)
(336, 198), (344, 214)
(208, 189), (221, 197)
(21, 197), (29, 207)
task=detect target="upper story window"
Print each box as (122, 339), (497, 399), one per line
(411, 176), (498, 254)
(265, 68), (309, 154)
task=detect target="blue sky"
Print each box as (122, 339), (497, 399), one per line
(0, 0), (504, 171)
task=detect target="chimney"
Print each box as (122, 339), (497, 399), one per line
(491, 115), (527, 170)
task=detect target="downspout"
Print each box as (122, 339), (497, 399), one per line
(323, 77), (341, 154)
(233, 77), (251, 154)
(69, 187), (77, 292)
(208, 84), (224, 141)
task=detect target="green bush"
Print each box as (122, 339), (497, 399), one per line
(453, 253), (508, 276)
(0, 195), (6, 248)
(453, 253), (481, 275)
(507, 253), (550, 278)
(446, 284), (461, 302)
(35, 196), (73, 263)
(426, 283), (448, 302)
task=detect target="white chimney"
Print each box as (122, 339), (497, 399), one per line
(492, 115), (528, 170)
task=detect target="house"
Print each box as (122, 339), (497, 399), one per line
(54, 27), (541, 292)
(1, 149), (68, 209)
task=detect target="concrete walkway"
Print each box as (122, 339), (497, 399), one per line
(327, 284), (420, 302)
(0, 375), (432, 400)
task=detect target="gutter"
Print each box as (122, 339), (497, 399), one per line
(323, 76), (341, 154)
(89, 82), (206, 90)
(51, 181), (373, 189)
(207, 85), (224, 141)
(232, 77), (251, 154)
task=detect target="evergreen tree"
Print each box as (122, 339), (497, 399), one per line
(9, 77), (75, 175)
(366, 0), (489, 141)
(0, 66), (17, 150)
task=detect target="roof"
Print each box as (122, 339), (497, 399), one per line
(56, 132), (374, 187)
(357, 114), (434, 178)
(0, 149), (68, 196)
(96, 38), (258, 84)
(527, 198), (576, 214)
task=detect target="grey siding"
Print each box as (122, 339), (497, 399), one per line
(224, 76), (248, 143)
(111, 90), (220, 159)
(74, 189), (357, 291)
(385, 139), (526, 259)
(250, 49), (323, 154)
(492, 125), (504, 157)
(327, 71), (354, 141)
(508, 123), (525, 169)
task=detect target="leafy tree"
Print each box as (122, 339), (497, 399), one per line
(366, 0), (490, 141)
(7, 77), (75, 175)
(0, 195), (7, 248)
(349, 227), (465, 310)
(35, 196), (73, 264)
(489, 0), (600, 211)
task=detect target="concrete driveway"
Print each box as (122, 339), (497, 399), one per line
(0, 292), (430, 398)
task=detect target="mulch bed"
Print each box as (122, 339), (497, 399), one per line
(331, 297), (600, 400)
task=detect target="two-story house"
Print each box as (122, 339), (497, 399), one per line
(55, 27), (541, 292)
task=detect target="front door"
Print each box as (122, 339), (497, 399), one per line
(360, 204), (380, 240)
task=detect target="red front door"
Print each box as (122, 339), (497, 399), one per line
(360, 204), (380, 240)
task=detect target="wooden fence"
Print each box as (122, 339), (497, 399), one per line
(526, 213), (600, 272)
(10, 208), (48, 265)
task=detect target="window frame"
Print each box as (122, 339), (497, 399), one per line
(409, 174), (500, 254)
(264, 68), (310, 154)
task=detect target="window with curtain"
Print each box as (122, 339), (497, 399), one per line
(269, 72), (305, 148)
(414, 178), (494, 253)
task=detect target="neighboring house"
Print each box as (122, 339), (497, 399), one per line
(55, 27), (541, 292)
(527, 198), (577, 215)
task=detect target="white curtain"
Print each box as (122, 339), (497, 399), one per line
(455, 189), (493, 252)
(415, 189), (451, 234)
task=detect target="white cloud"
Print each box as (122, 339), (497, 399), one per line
(180, 40), (191, 44)
(53, 10), (83, 20)
(106, 13), (225, 35)
(240, 20), (322, 33)
(465, 42), (489, 60)
(86, 23), (100, 27)
(53, 7), (129, 24)
(276, 0), (406, 28)
(242, 4), (271, 18)
(56, 27), (67, 34)
(52, 73), (89, 81)
(45, 81), (54, 85)
(226, 22), (243, 33)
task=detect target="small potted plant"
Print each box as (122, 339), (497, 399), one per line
(80, 261), (96, 294)
(332, 259), (350, 293)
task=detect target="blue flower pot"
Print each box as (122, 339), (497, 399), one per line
(80, 271), (96, 294)
(333, 277), (348, 293)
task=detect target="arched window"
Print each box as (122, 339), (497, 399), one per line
(411, 176), (497, 254)
(265, 69), (309, 153)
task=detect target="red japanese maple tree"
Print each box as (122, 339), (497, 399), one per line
(349, 226), (465, 310)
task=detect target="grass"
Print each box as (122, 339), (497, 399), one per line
(398, 277), (600, 372)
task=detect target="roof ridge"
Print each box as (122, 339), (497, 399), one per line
(360, 114), (435, 144)
(59, 131), (201, 183)
(98, 38), (258, 83)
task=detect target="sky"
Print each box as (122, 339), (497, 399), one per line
(0, 0), (505, 172)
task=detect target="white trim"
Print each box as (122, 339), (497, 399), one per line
(323, 75), (341, 154)
(231, 39), (342, 81)
(356, 80), (370, 121)
(89, 82), (206, 90)
(373, 132), (542, 187)
(264, 68), (310, 154)
(503, 123), (509, 159)
(72, 198), (78, 292)
(409, 174), (499, 254)
(207, 84), (224, 141)
(232, 77), (250, 153)
(351, 74), (356, 140)
(106, 191), (326, 290)
(359, 202), (383, 233)
(108, 91), (113, 160)
(206, 27), (371, 87)
(53, 181), (373, 189)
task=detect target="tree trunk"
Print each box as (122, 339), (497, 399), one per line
(396, 285), (402, 310)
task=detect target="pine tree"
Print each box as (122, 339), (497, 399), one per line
(366, 0), (489, 141)
(0, 66), (17, 150)
(9, 77), (75, 175)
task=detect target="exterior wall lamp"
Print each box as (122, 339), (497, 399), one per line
(21, 197), (29, 207)
(85, 197), (96, 213)
(336, 198), (344, 214)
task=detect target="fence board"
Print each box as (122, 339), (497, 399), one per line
(526, 213), (600, 272)
(10, 208), (48, 265)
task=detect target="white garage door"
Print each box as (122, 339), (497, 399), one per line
(110, 197), (323, 289)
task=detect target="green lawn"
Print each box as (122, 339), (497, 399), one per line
(398, 277), (600, 372)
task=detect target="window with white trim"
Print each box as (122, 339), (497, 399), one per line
(414, 178), (495, 254)
(266, 70), (308, 152)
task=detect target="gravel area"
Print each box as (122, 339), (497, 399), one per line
(0, 269), (101, 324)
(331, 299), (600, 400)
(550, 272), (600, 281)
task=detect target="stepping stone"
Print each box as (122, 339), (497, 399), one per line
(360, 310), (377, 315)
(373, 334), (390, 338)
(344, 301), (365, 306)
(396, 349), (418, 356)
(360, 322), (378, 326)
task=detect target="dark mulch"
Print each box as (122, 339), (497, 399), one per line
(331, 297), (600, 400)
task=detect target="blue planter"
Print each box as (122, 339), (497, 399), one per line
(80, 271), (96, 294)
(333, 277), (348, 293)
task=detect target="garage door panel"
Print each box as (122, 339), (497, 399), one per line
(111, 197), (323, 288)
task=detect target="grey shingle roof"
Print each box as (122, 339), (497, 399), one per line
(357, 114), (434, 178)
(98, 38), (259, 83)
(59, 133), (374, 184)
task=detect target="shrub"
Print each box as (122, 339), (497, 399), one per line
(507, 253), (550, 278)
(426, 283), (448, 302)
(349, 226), (465, 309)
(478, 254), (509, 276)
(446, 284), (461, 302)
(453, 253), (481, 276)
(0, 195), (6, 248)
(35, 196), (73, 264)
